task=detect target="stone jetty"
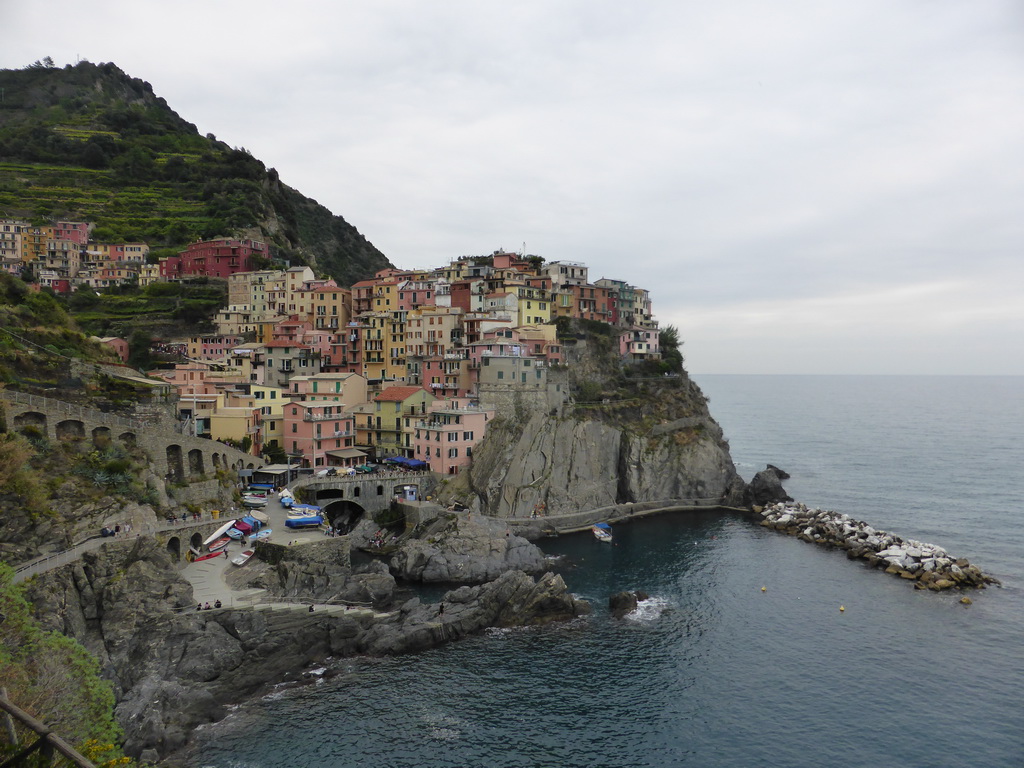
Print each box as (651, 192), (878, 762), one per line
(757, 502), (999, 590)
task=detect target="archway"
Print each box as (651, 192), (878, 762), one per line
(13, 411), (47, 437)
(166, 445), (185, 483)
(56, 419), (85, 441)
(190, 532), (204, 551)
(324, 499), (366, 535)
(188, 448), (205, 477)
(118, 431), (137, 450)
(92, 426), (112, 448)
(212, 453), (222, 470)
(166, 536), (181, 561)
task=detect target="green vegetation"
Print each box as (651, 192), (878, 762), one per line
(0, 563), (130, 763)
(0, 60), (391, 285)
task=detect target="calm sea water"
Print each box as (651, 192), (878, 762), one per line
(191, 375), (1024, 768)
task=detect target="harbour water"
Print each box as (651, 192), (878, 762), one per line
(191, 375), (1024, 767)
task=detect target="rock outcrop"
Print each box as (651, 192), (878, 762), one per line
(608, 589), (650, 618)
(360, 570), (591, 655)
(23, 537), (588, 763)
(744, 464), (793, 507)
(389, 512), (548, 583)
(457, 375), (744, 518)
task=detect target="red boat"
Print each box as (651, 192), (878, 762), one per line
(208, 537), (231, 552)
(194, 550), (224, 562)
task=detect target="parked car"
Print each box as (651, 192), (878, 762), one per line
(315, 468), (338, 477)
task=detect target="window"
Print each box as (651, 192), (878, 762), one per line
(291, 423), (297, 433)
(448, 447), (458, 458)
(463, 431), (473, 441)
(497, 371), (504, 380)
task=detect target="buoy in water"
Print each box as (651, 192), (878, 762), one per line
(839, 605), (845, 612)
(761, 586), (767, 592)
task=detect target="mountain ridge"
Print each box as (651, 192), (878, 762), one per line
(0, 60), (392, 286)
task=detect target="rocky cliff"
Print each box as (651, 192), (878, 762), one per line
(23, 537), (587, 763)
(456, 372), (744, 518)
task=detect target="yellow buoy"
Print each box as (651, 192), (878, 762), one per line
(761, 586), (767, 592)
(839, 605), (845, 612)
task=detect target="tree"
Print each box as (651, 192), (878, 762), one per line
(659, 324), (684, 372)
(127, 329), (153, 370)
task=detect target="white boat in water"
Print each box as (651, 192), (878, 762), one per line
(592, 523), (613, 543)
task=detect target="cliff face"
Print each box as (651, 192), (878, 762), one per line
(462, 374), (744, 518)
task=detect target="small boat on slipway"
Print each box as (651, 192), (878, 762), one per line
(248, 528), (272, 544)
(232, 549), (255, 566)
(592, 522), (613, 543)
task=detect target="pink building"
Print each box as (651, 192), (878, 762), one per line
(95, 336), (129, 362)
(283, 400), (359, 469)
(413, 398), (494, 475)
(619, 327), (661, 361)
(51, 221), (91, 245)
(160, 238), (268, 280)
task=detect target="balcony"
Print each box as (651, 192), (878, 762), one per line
(303, 412), (345, 422)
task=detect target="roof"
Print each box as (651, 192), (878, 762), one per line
(326, 448), (367, 459)
(375, 386), (425, 402)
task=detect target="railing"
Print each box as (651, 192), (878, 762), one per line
(0, 389), (143, 431)
(0, 691), (97, 768)
(303, 412), (347, 422)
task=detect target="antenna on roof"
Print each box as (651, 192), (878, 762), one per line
(521, 242), (526, 257)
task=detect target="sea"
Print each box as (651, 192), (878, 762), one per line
(189, 375), (1024, 768)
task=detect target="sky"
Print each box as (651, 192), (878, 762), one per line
(3, 0), (1023, 374)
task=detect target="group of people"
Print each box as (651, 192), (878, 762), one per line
(196, 600), (223, 610)
(369, 529), (397, 549)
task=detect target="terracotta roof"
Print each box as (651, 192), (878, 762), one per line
(263, 340), (311, 349)
(375, 386), (424, 402)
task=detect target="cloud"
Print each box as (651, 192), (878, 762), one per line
(2, 0), (1023, 373)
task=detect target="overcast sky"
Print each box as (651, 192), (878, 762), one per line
(3, 1), (1023, 374)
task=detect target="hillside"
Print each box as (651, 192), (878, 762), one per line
(0, 60), (391, 286)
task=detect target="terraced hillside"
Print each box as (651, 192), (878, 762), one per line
(0, 61), (391, 286)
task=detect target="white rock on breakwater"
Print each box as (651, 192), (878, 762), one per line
(756, 502), (999, 591)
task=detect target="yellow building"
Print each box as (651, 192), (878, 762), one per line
(251, 384), (287, 451)
(372, 386), (434, 458)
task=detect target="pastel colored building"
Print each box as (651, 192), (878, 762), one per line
(283, 400), (358, 469)
(412, 398), (494, 475)
(369, 386), (435, 459)
(161, 238), (269, 280)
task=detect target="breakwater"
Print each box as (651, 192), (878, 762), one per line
(757, 502), (999, 590)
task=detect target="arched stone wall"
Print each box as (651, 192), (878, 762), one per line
(56, 419), (85, 440)
(190, 532), (204, 550)
(13, 411), (47, 434)
(188, 448), (205, 477)
(92, 426), (111, 447)
(324, 499), (366, 534)
(166, 536), (181, 561)
(166, 444), (185, 482)
(118, 431), (137, 449)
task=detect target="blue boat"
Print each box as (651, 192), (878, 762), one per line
(285, 515), (324, 529)
(226, 527), (244, 539)
(249, 528), (272, 543)
(591, 522), (613, 543)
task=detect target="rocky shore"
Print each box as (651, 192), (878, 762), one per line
(757, 502), (999, 590)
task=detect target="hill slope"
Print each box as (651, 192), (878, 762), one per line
(0, 61), (391, 286)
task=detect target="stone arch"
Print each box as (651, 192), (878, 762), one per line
(118, 431), (137, 450)
(324, 499), (366, 535)
(246, 462), (255, 470)
(56, 419), (85, 441)
(166, 536), (181, 561)
(13, 411), (47, 436)
(188, 449), (205, 477)
(212, 453), (222, 470)
(376, 485), (384, 496)
(92, 426), (112, 447)
(166, 445), (185, 483)
(235, 460), (244, 470)
(190, 531), (204, 551)
(353, 486), (360, 498)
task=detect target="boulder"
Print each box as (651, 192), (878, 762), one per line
(744, 465), (794, 507)
(608, 590), (651, 618)
(390, 514), (546, 584)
